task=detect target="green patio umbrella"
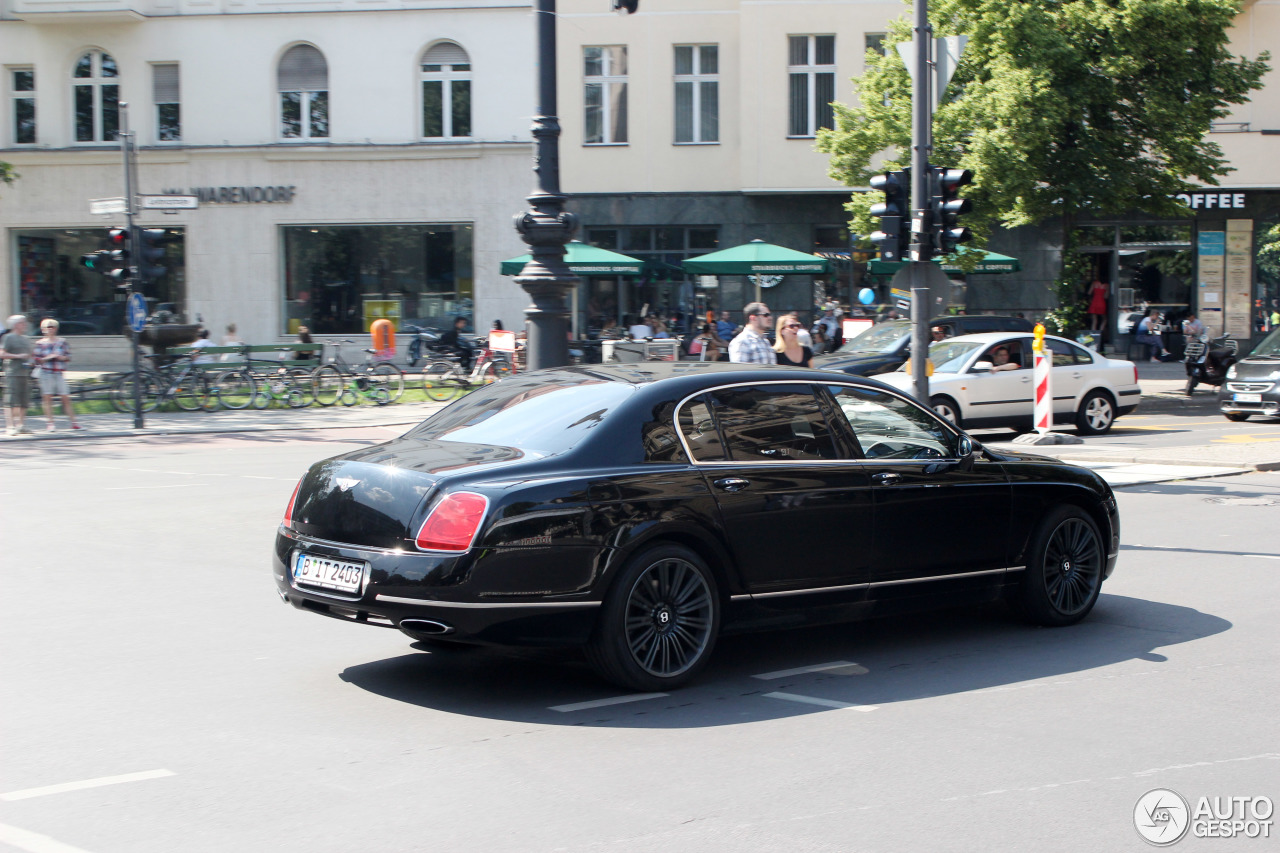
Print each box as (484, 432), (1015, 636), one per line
(680, 239), (830, 276)
(867, 250), (1022, 276)
(500, 241), (645, 276)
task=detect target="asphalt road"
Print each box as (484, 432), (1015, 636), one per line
(2, 428), (1277, 852)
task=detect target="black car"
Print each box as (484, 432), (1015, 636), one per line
(1219, 326), (1280, 421)
(275, 363), (1119, 691)
(813, 315), (1034, 376)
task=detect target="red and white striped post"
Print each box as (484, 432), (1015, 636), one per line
(1032, 323), (1052, 434)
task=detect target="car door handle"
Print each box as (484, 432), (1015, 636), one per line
(1072, 372), (1083, 379)
(872, 472), (902, 485)
(1019, 375), (1031, 382)
(713, 477), (750, 493)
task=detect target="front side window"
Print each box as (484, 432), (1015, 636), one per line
(584, 46), (627, 144)
(421, 42), (471, 139)
(788, 34), (835, 137)
(72, 51), (119, 143)
(10, 67), (35, 144)
(278, 44), (328, 140)
(674, 44), (718, 144)
(153, 63), (180, 142)
(706, 384), (837, 462)
(828, 385), (953, 460)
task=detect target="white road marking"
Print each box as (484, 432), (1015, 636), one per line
(1245, 554), (1280, 560)
(101, 484), (198, 490)
(751, 661), (867, 680)
(763, 691), (877, 712)
(0, 769), (174, 802)
(0, 823), (94, 853)
(549, 693), (668, 713)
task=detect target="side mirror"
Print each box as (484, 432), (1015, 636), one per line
(971, 361), (993, 373)
(956, 434), (973, 457)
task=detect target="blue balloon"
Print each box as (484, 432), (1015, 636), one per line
(858, 287), (876, 305)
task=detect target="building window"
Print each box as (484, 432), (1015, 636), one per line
(674, 45), (718, 144)
(72, 51), (119, 143)
(788, 35), (835, 138)
(865, 33), (887, 57)
(153, 63), (180, 142)
(278, 44), (328, 140)
(421, 42), (471, 139)
(283, 224), (474, 335)
(584, 46), (627, 145)
(10, 67), (35, 144)
(15, 227), (186, 332)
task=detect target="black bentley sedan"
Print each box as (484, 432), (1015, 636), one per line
(275, 363), (1119, 691)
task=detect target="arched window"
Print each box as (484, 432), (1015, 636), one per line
(278, 45), (328, 139)
(420, 42), (471, 138)
(73, 50), (119, 143)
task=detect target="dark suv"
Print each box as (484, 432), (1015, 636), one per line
(812, 315), (1034, 376)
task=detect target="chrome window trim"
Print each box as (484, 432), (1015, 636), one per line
(672, 378), (965, 466)
(375, 595), (601, 609)
(744, 566), (1015, 599)
(867, 567), (1006, 588)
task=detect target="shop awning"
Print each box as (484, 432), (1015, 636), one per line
(868, 250), (1022, 276)
(500, 241), (645, 276)
(681, 239), (830, 275)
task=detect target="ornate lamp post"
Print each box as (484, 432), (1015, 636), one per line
(514, 1), (637, 371)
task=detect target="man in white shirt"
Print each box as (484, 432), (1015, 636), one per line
(190, 328), (216, 364)
(728, 303), (777, 364)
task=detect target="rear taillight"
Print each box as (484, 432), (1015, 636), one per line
(414, 492), (489, 553)
(282, 478), (302, 529)
(1133, 364), (1139, 385)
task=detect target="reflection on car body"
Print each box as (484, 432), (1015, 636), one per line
(275, 363), (1121, 691)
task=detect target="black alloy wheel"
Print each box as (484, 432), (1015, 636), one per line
(1019, 506), (1104, 627)
(1225, 412), (1251, 422)
(586, 544), (720, 691)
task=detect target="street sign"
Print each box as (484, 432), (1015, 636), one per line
(139, 194), (198, 210)
(89, 197), (128, 215)
(126, 292), (148, 332)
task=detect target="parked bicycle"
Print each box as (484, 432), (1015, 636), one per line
(421, 341), (513, 402)
(110, 351), (214, 413)
(311, 340), (405, 406)
(236, 346), (316, 409)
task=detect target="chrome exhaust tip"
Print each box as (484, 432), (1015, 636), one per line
(399, 618), (455, 636)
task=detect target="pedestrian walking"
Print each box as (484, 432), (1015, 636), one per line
(728, 303), (776, 365)
(772, 314), (812, 367)
(32, 319), (80, 431)
(2, 315), (34, 435)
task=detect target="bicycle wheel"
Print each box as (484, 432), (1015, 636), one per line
(490, 357), (514, 379)
(285, 368), (315, 408)
(477, 361), (500, 386)
(370, 386), (391, 406)
(174, 372), (213, 412)
(109, 374), (136, 413)
(210, 369), (257, 410)
(312, 365), (345, 407)
(369, 363), (405, 403)
(421, 361), (460, 402)
(340, 386), (359, 407)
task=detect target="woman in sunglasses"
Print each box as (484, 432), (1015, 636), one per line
(772, 314), (813, 368)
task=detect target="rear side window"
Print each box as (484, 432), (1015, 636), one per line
(705, 384), (837, 462)
(677, 396), (726, 462)
(1046, 339), (1076, 367)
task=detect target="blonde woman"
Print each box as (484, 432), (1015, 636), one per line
(772, 314), (812, 367)
(32, 319), (80, 431)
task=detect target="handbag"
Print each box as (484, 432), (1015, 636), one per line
(30, 364), (41, 379)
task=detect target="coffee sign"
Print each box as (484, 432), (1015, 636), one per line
(1174, 191), (1247, 211)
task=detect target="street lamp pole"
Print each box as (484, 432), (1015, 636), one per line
(514, 0), (578, 371)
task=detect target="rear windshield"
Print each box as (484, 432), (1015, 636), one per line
(406, 374), (635, 455)
(836, 321), (910, 354)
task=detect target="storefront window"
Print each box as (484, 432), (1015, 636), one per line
(282, 224), (473, 334)
(582, 225), (718, 335)
(13, 227), (186, 333)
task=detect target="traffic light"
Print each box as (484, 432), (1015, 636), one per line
(137, 228), (173, 279)
(80, 227), (132, 287)
(869, 169), (910, 263)
(930, 166), (974, 255)
(612, 0), (639, 12)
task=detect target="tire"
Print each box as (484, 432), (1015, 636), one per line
(284, 368), (315, 408)
(1018, 505), (1105, 627)
(210, 369), (257, 410)
(134, 372), (164, 413)
(1225, 412), (1251, 422)
(929, 395), (963, 429)
(311, 365), (345, 407)
(173, 373), (212, 412)
(1075, 390), (1116, 435)
(491, 357), (514, 379)
(1185, 376), (1198, 395)
(585, 544), (720, 691)
(110, 374), (141, 413)
(422, 361), (460, 402)
(369, 363), (405, 403)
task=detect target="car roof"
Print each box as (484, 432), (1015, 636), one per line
(935, 331), (1085, 345)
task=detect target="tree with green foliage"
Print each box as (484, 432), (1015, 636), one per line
(818, 0), (1269, 333)
(0, 161), (14, 188)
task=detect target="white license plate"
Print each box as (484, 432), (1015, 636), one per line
(293, 552), (365, 595)
(1234, 393), (1262, 403)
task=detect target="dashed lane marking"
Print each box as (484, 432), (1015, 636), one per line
(0, 769), (174, 802)
(549, 693), (668, 713)
(763, 691), (877, 712)
(751, 661), (868, 680)
(0, 822), (94, 853)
